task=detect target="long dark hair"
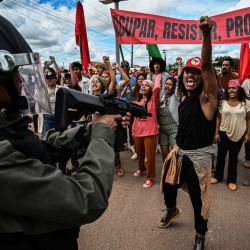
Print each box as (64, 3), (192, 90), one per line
(137, 80), (153, 104)
(177, 70), (204, 99)
(131, 73), (146, 101)
(165, 77), (177, 96)
(223, 86), (247, 102)
(149, 57), (166, 73)
(219, 86), (247, 111)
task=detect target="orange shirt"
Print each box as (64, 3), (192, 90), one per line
(218, 72), (239, 90)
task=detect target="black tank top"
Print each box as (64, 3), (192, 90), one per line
(176, 93), (216, 150)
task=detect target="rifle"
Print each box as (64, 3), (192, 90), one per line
(54, 88), (152, 131)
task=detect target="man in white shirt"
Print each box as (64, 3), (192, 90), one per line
(70, 62), (91, 94)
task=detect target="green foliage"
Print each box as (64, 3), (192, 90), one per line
(214, 56), (239, 71)
(166, 62), (183, 73)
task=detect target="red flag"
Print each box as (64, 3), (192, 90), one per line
(239, 43), (250, 82)
(75, 1), (90, 73)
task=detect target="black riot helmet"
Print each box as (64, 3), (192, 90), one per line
(0, 15), (52, 113)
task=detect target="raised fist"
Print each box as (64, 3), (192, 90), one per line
(199, 16), (214, 33)
(176, 57), (182, 65)
(49, 56), (56, 63)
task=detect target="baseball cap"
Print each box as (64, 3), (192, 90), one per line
(94, 62), (107, 70)
(184, 57), (201, 71)
(45, 68), (57, 79)
(72, 61), (83, 71)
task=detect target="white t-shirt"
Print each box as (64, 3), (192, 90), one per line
(220, 99), (250, 141)
(78, 77), (92, 94)
(35, 85), (62, 114)
(47, 87), (56, 113)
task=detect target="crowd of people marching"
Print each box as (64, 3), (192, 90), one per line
(37, 53), (250, 190)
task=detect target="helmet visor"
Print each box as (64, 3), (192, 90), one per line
(0, 50), (52, 114)
(18, 53), (52, 114)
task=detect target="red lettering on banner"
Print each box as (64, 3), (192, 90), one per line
(111, 7), (250, 44)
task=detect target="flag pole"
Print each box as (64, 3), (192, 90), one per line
(119, 45), (124, 62)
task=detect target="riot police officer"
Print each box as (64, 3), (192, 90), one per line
(0, 15), (129, 250)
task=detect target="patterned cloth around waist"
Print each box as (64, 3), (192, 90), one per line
(161, 144), (218, 219)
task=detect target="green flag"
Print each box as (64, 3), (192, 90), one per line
(146, 44), (162, 58)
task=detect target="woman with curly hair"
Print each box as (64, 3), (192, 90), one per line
(158, 16), (219, 250)
(211, 79), (250, 190)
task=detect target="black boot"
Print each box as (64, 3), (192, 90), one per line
(193, 233), (205, 250)
(157, 207), (181, 228)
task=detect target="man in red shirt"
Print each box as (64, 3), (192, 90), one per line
(217, 57), (238, 90)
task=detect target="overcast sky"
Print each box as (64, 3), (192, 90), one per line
(0, 0), (249, 68)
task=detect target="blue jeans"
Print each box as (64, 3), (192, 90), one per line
(42, 114), (54, 136)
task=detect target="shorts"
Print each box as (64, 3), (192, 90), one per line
(158, 124), (178, 147)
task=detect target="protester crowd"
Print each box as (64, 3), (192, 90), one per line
(25, 45), (250, 250)
(38, 53), (250, 188)
(36, 47), (250, 249)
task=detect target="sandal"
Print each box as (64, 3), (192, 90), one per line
(143, 179), (154, 189)
(133, 170), (143, 177)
